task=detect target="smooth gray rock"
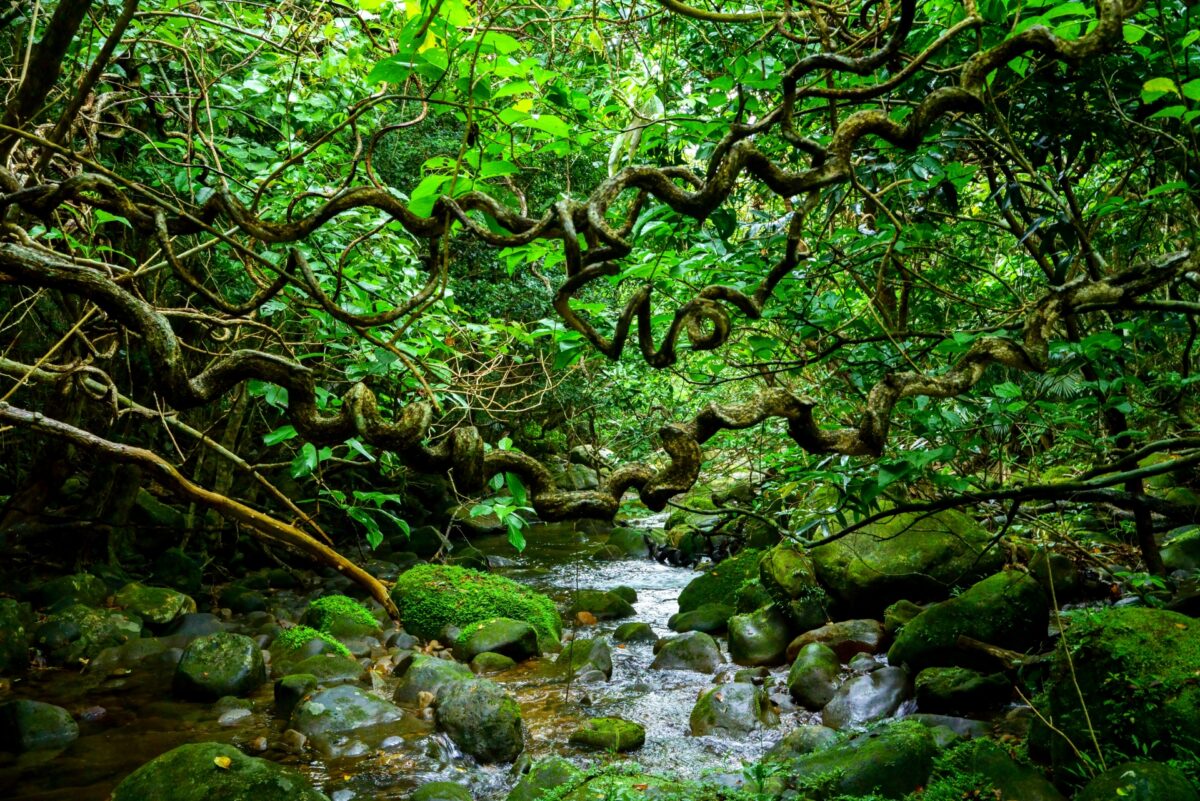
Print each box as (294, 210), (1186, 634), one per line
(821, 666), (911, 730)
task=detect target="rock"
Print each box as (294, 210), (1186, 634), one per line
(113, 582), (197, 627)
(728, 605), (792, 666)
(811, 508), (1003, 615)
(218, 585), (267, 614)
(174, 632), (266, 700)
(787, 642), (841, 710)
(607, 528), (651, 558)
(786, 619), (885, 663)
(764, 724), (840, 760)
(1161, 525), (1200, 572)
(406, 525), (448, 558)
(1075, 761), (1199, 801)
(568, 717), (645, 752)
(291, 685), (404, 740)
(1033, 607), (1200, 770)
(668, 603), (734, 634)
(301, 595), (381, 641)
(848, 652), (881, 672)
(451, 503), (506, 537)
(413, 782), (473, 801)
(153, 549), (203, 594)
(455, 617), (539, 662)
(735, 579), (775, 613)
(690, 683), (779, 735)
(0, 700), (79, 752)
(165, 613), (224, 641)
(470, 652), (516, 674)
(275, 673), (320, 718)
(1028, 549), (1082, 601)
(903, 713), (991, 740)
(677, 549), (763, 614)
(920, 738), (1066, 801)
(758, 545), (829, 630)
(914, 667), (1010, 716)
(391, 565), (561, 650)
(507, 757), (583, 801)
(35, 603), (142, 665)
(393, 653), (472, 704)
(613, 621), (657, 643)
(436, 677), (524, 763)
(555, 637), (613, 680)
(0, 599), (32, 674)
(29, 573), (108, 611)
(109, 742), (329, 801)
(447, 546), (490, 571)
(888, 571), (1048, 672)
(778, 719), (938, 799)
(555, 463), (600, 491)
(86, 637), (170, 674)
(651, 631), (723, 673)
(610, 585), (638, 604)
(289, 653), (366, 686)
(566, 589), (635, 620)
(883, 599), (924, 635)
(821, 666), (911, 730)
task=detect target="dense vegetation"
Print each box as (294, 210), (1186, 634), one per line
(0, 0), (1197, 799)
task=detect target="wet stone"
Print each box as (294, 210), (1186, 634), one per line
(651, 631), (723, 673)
(0, 699), (79, 752)
(821, 665), (911, 730)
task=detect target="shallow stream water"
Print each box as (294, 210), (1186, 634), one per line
(0, 520), (807, 800)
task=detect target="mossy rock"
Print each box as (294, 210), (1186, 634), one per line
(1161, 525), (1200, 572)
(0, 700), (79, 752)
(922, 738), (1066, 801)
(1034, 607), (1200, 770)
(289, 653), (366, 686)
(113, 582), (196, 627)
(677, 549), (762, 614)
(110, 742), (329, 801)
(0, 599), (32, 675)
(412, 782), (473, 801)
(914, 666), (1010, 716)
(174, 632), (266, 700)
(811, 508), (1003, 615)
(759, 544), (828, 630)
(301, 594), (381, 639)
(274, 673), (319, 718)
(290, 684), (403, 740)
(650, 631), (723, 673)
(29, 573), (109, 612)
(507, 757), (583, 801)
(728, 604), (792, 667)
(455, 617), (539, 662)
(554, 637), (613, 680)
(34, 603), (142, 666)
(393, 653), (473, 704)
(566, 589), (635, 621)
(471, 651), (516, 674)
(269, 625), (351, 673)
(787, 642), (840, 710)
(568, 717), (646, 752)
(613, 621), (657, 643)
(765, 724), (841, 760)
(435, 677), (524, 763)
(689, 683), (779, 735)
(392, 565), (561, 651)
(776, 719), (939, 799)
(1075, 761), (1199, 801)
(883, 599), (924, 635)
(607, 528), (651, 558)
(888, 571), (1048, 672)
(610, 586), (638, 604)
(668, 603), (734, 635)
(734, 579), (774, 613)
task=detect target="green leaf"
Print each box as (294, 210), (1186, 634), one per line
(263, 425), (298, 446)
(290, 442), (319, 478)
(94, 210), (132, 228)
(505, 472), (527, 508)
(1141, 77), (1178, 102)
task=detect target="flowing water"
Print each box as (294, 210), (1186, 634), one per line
(0, 520), (802, 800)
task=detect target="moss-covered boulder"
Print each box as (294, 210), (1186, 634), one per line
(1075, 761), (1199, 801)
(393, 653), (473, 704)
(914, 666), (1010, 716)
(455, 617), (539, 662)
(1028, 549), (1083, 601)
(759, 544), (828, 630)
(507, 757), (583, 801)
(607, 527), (652, 558)
(554, 637), (614, 680)
(113, 582), (196, 627)
(728, 605), (792, 667)
(786, 618), (885, 663)
(412, 782), (472, 801)
(613, 621), (657, 643)
(0, 700), (78, 752)
(735, 579), (775, 613)
(34, 603), (142, 666)
(690, 683), (779, 735)
(811, 509), (1002, 615)
(290, 684), (404, 741)
(888, 571), (1048, 671)
(676, 549), (761, 614)
(392, 565), (561, 650)
(110, 742), (329, 801)
(0, 599), (31, 674)
(1034, 607), (1200, 769)
(883, 599), (924, 635)
(174, 632), (266, 700)
(921, 738), (1066, 801)
(289, 653), (366, 686)
(787, 642), (841, 710)
(650, 631), (723, 673)
(274, 673), (319, 718)
(301, 594), (381, 639)
(764, 725), (841, 760)
(436, 677), (524, 763)
(1161, 525), (1200, 572)
(668, 603), (734, 634)
(569, 717), (646, 752)
(471, 651), (516, 674)
(566, 589), (635, 620)
(29, 573), (109, 611)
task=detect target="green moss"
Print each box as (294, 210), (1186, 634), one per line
(392, 564), (561, 650)
(304, 595), (377, 631)
(677, 549), (762, 614)
(275, 625), (351, 658)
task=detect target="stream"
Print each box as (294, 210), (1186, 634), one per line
(0, 519), (815, 800)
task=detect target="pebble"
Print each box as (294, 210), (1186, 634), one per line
(218, 708), (252, 726)
(280, 728), (307, 753)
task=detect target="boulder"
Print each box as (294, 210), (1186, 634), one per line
(568, 717), (646, 752)
(113, 582), (196, 627)
(888, 571), (1048, 671)
(613, 621), (657, 643)
(471, 652), (516, 674)
(109, 742), (329, 801)
(676, 549), (762, 614)
(728, 605), (792, 666)
(920, 738), (1066, 801)
(883, 599), (924, 635)
(1161, 525), (1200, 572)
(393, 653), (472, 704)
(290, 684), (404, 740)
(610, 586), (638, 604)
(786, 619), (885, 663)
(787, 642), (841, 710)
(811, 508), (1002, 615)
(607, 528), (651, 558)
(764, 725), (840, 760)
(914, 667), (1010, 716)
(455, 617), (539, 662)
(506, 757), (582, 801)
(174, 632), (266, 700)
(777, 719), (938, 799)
(436, 678), (524, 763)
(413, 782), (473, 801)
(555, 637), (613, 681)
(690, 683), (779, 736)
(734, 579), (775, 613)
(0, 599), (31, 674)
(301, 594), (381, 640)
(275, 673), (320, 718)
(29, 573), (108, 611)
(821, 666), (911, 730)
(651, 632), (723, 673)
(1075, 761), (1199, 801)
(289, 653), (366, 686)
(1028, 549), (1083, 601)
(668, 603), (734, 635)
(392, 565), (561, 651)
(759, 545), (829, 630)
(566, 589), (635, 620)
(0, 700), (78, 752)
(35, 603), (142, 665)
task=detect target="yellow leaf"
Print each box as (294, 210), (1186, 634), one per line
(214, 756), (232, 770)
